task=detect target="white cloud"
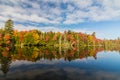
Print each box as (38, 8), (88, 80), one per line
(63, 0), (120, 24)
(0, 0), (120, 27)
(72, 28), (92, 34)
(14, 23), (64, 33)
(0, 0), (63, 24)
(64, 10), (88, 24)
(72, 0), (93, 9)
(38, 27), (64, 32)
(0, 21), (4, 29)
(100, 0), (120, 9)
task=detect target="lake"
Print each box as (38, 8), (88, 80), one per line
(0, 46), (120, 80)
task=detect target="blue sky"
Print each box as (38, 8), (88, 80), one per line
(0, 0), (120, 39)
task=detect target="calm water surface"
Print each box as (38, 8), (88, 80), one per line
(0, 47), (120, 80)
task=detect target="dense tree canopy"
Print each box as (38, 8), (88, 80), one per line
(0, 19), (119, 48)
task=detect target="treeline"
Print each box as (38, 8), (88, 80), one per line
(0, 19), (120, 48)
(103, 38), (120, 46)
(103, 39), (120, 51)
(0, 19), (103, 47)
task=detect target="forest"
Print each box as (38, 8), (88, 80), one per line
(0, 19), (120, 48)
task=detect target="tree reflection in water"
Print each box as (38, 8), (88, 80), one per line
(0, 46), (12, 76)
(0, 46), (120, 80)
(0, 46), (103, 75)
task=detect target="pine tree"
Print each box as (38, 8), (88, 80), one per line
(4, 19), (14, 34)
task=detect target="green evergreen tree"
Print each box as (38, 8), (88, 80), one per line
(4, 19), (14, 34)
(92, 32), (96, 37)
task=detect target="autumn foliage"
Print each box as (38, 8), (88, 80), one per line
(0, 28), (114, 47)
(0, 19), (120, 47)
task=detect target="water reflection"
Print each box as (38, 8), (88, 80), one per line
(0, 46), (12, 76)
(0, 46), (103, 62)
(0, 46), (120, 80)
